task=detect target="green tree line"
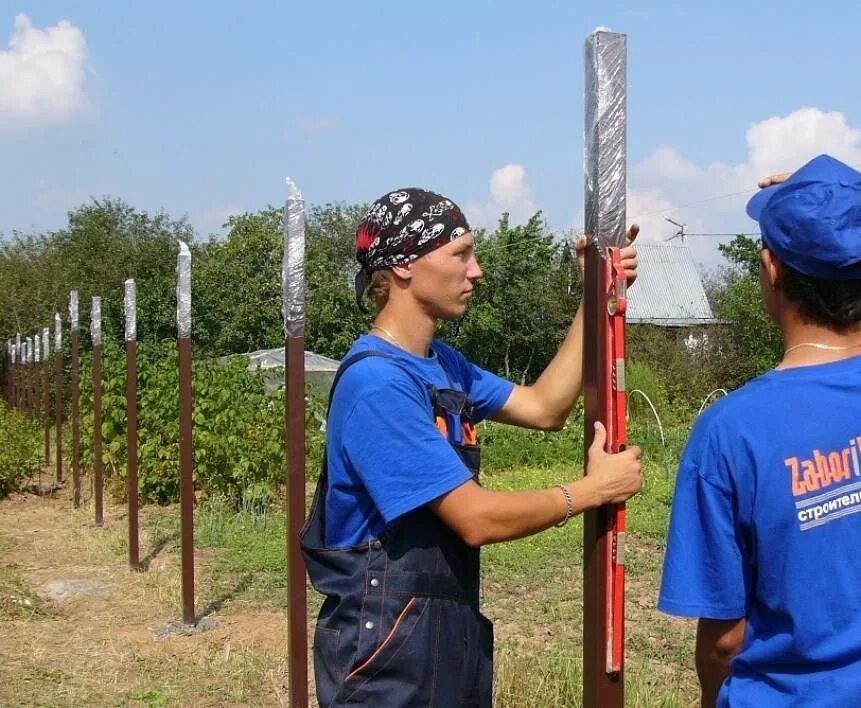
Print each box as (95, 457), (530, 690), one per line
(1, 198), (781, 402)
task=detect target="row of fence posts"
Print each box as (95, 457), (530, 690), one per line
(1, 178), (310, 704)
(3, 247), (209, 626)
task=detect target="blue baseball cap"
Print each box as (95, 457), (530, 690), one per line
(746, 154), (861, 280)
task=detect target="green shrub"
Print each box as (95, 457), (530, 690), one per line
(77, 338), (323, 509)
(0, 401), (43, 497)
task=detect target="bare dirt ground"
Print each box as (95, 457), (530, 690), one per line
(0, 475), (698, 707)
(0, 484), (295, 707)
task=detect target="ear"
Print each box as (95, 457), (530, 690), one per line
(761, 248), (781, 289)
(391, 262), (413, 282)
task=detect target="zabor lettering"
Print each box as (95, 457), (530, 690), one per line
(785, 437), (861, 497)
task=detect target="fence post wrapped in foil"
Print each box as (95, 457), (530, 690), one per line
(27, 337), (33, 363)
(54, 313), (62, 352)
(34, 334), (40, 363)
(176, 242), (192, 339)
(42, 328), (49, 360)
(282, 177), (306, 338)
(15, 333), (21, 361)
(91, 296), (102, 347)
(124, 279), (137, 342)
(584, 29), (627, 249)
(69, 291), (79, 331)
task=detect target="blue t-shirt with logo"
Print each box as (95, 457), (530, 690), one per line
(659, 355), (861, 706)
(324, 334), (514, 547)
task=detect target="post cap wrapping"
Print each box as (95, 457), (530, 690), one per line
(54, 313), (62, 352)
(176, 242), (191, 338)
(282, 177), (306, 338)
(584, 29), (627, 250)
(91, 296), (102, 347)
(69, 290), (79, 331)
(124, 278), (137, 342)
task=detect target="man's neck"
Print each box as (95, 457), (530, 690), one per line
(779, 316), (861, 369)
(371, 300), (436, 358)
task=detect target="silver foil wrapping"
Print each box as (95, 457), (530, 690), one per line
(282, 177), (306, 338)
(124, 278), (137, 342)
(584, 29), (627, 249)
(10, 343), (15, 364)
(34, 334), (40, 363)
(26, 337), (33, 363)
(15, 333), (21, 361)
(176, 241), (192, 339)
(69, 290), (79, 331)
(55, 313), (62, 352)
(91, 296), (102, 347)
(42, 328), (49, 361)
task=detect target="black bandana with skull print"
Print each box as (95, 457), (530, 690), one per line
(354, 187), (471, 306)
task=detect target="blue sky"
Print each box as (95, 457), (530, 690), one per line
(2, 1), (861, 265)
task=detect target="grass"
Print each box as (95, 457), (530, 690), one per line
(0, 417), (701, 707)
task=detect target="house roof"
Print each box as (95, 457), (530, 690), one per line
(626, 242), (719, 327)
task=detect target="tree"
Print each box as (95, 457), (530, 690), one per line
(442, 213), (578, 383)
(0, 198), (190, 344)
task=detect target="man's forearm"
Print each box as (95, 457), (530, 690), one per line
(697, 655), (731, 708)
(695, 618), (745, 708)
(530, 304), (585, 424)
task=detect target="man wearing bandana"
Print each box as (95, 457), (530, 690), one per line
(301, 187), (643, 707)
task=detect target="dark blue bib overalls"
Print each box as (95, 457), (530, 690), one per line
(300, 351), (493, 707)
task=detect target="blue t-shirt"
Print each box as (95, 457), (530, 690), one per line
(659, 355), (861, 707)
(324, 334), (514, 547)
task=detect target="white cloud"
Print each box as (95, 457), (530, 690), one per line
(466, 163), (538, 228)
(0, 14), (91, 130)
(624, 107), (861, 266)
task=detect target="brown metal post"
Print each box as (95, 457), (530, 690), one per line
(44, 332), (51, 463)
(283, 177), (309, 708)
(23, 341), (31, 417)
(127, 338), (139, 568)
(55, 315), (63, 484)
(582, 29), (628, 707)
(582, 247), (621, 706)
(55, 352), (63, 483)
(29, 341), (36, 419)
(177, 244), (195, 624)
(92, 297), (104, 524)
(71, 328), (81, 508)
(93, 342), (104, 525)
(14, 335), (21, 410)
(286, 335), (308, 708)
(178, 336), (195, 623)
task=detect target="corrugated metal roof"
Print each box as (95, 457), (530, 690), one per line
(245, 348), (340, 371)
(626, 242), (718, 326)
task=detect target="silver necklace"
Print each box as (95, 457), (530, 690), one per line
(784, 341), (861, 356)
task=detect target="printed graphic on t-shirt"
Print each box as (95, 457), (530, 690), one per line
(786, 436), (861, 530)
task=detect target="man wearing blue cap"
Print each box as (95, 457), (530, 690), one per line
(659, 154), (861, 707)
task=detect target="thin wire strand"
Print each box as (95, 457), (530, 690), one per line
(474, 185), (764, 256)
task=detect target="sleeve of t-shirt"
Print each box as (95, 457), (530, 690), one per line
(658, 431), (750, 619)
(340, 363), (474, 526)
(434, 341), (514, 421)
